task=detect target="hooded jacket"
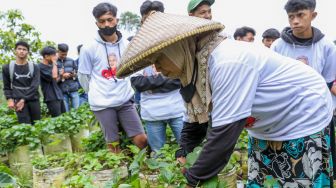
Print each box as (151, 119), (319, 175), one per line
(280, 27), (324, 46)
(272, 27), (336, 83)
(78, 31), (134, 111)
(271, 27), (336, 108)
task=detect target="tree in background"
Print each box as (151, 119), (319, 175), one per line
(0, 9), (54, 103)
(0, 9), (54, 66)
(118, 11), (141, 32)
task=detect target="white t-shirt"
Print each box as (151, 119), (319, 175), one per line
(208, 40), (333, 141)
(78, 34), (134, 111)
(132, 67), (185, 121)
(271, 37), (336, 108)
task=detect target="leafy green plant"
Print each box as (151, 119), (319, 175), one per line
(127, 145), (187, 187)
(235, 130), (248, 150)
(155, 143), (179, 162)
(184, 146), (241, 187)
(185, 146), (202, 168)
(61, 173), (95, 188)
(0, 105), (15, 117)
(79, 150), (129, 172)
(37, 104), (94, 144)
(66, 104), (93, 134)
(0, 123), (40, 152)
(127, 148), (147, 187)
(0, 113), (17, 131)
(32, 152), (75, 170)
(61, 150), (130, 188)
(0, 163), (12, 176)
(82, 131), (106, 152)
(0, 172), (16, 188)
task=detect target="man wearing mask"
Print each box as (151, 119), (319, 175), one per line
(39, 46), (65, 117)
(78, 2), (147, 153)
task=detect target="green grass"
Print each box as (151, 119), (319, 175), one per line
(0, 81), (5, 104)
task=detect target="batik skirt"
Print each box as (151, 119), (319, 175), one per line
(247, 125), (333, 188)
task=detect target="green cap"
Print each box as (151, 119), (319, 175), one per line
(187, 0), (215, 13)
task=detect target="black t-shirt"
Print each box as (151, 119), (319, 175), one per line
(39, 63), (63, 102)
(2, 63), (40, 101)
(292, 35), (313, 44)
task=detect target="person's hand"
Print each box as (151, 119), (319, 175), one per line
(7, 99), (15, 109)
(152, 64), (160, 76)
(60, 68), (65, 75)
(177, 157), (187, 174)
(62, 72), (71, 79)
(15, 99), (25, 112)
(177, 157), (187, 165)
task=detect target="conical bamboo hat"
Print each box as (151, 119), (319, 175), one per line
(117, 12), (224, 78)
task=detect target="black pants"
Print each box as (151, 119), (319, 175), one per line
(46, 100), (66, 117)
(180, 121), (209, 153)
(16, 100), (41, 125)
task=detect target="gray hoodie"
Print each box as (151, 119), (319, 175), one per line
(280, 27), (324, 46)
(271, 26), (336, 107)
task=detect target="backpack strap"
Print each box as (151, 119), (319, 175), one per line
(9, 61), (15, 89)
(28, 61), (34, 77)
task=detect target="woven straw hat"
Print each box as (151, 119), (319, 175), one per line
(117, 12), (224, 78)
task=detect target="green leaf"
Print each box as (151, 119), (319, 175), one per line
(202, 176), (218, 188)
(160, 168), (175, 184)
(145, 158), (160, 170)
(0, 172), (16, 187)
(0, 163), (13, 175)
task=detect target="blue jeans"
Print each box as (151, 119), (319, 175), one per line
(63, 91), (79, 112)
(79, 93), (88, 106)
(145, 116), (183, 152)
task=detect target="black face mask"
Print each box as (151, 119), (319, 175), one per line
(179, 59), (198, 103)
(99, 25), (117, 36)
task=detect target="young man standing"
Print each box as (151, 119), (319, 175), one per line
(57, 43), (79, 112)
(2, 41), (41, 124)
(233, 26), (256, 42)
(39, 46), (65, 117)
(271, 0), (336, 99)
(187, 0), (214, 20)
(272, 0), (336, 180)
(78, 2), (147, 153)
(262, 28), (280, 48)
